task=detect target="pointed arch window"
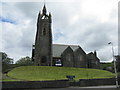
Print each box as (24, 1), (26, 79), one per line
(42, 28), (46, 35)
(78, 55), (83, 61)
(66, 53), (71, 61)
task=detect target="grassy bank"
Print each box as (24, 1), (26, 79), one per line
(7, 66), (115, 81)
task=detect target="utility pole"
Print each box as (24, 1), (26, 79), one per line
(108, 42), (119, 88)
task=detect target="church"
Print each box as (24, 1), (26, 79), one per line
(32, 5), (100, 69)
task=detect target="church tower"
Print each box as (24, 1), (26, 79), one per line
(34, 5), (52, 66)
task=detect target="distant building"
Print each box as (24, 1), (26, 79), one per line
(87, 51), (100, 69)
(32, 4), (100, 69)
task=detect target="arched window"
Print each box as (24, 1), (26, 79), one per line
(78, 55), (80, 61)
(96, 61), (98, 65)
(43, 28), (46, 35)
(78, 55), (83, 61)
(66, 54), (71, 61)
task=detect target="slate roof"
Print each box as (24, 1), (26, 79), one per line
(87, 52), (99, 61)
(33, 44), (82, 58)
(52, 44), (80, 57)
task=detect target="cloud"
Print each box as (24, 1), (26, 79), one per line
(1, 1), (118, 63)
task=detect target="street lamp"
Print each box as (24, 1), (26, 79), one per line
(108, 42), (119, 88)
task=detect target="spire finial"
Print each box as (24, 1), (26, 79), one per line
(42, 2), (47, 15)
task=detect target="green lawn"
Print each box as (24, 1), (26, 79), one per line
(7, 66), (115, 81)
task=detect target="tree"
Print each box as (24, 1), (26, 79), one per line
(16, 56), (33, 66)
(1, 52), (13, 64)
(100, 62), (114, 72)
(0, 52), (13, 73)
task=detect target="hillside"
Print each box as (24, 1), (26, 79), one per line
(7, 66), (115, 81)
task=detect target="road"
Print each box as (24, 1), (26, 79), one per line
(40, 86), (120, 90)
(3, 85), (119, 90)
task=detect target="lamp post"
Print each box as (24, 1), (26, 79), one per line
(108, 42), (119, 88)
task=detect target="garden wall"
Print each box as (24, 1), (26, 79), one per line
(70, 76), (120, 86)
(2, 77), (120, 89)
(2, 80), (69, 89)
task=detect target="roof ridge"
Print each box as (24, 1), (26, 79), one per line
(53, 43), (79, 46)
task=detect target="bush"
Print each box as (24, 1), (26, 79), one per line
(15, 56), (33, 66)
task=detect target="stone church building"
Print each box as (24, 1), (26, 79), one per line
(32, 5), (100, 69)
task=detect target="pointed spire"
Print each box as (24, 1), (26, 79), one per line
(94, 50), (97, 57)
(49, 12), (52, 23)
(49, 12), (51, 16)
(42, 4), (47, 15)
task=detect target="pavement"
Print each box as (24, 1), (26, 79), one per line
(40, 86), (120, 90)
(3, 85), (119, 90)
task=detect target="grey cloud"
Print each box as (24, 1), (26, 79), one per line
(78, 22), (117, 49)
(15, 2), (42, 18)
(19, 26), (35, 50)
(2, 1), (118, 62)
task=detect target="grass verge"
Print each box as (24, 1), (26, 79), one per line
(7, 66), (115, 81)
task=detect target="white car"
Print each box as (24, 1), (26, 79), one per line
(55, 61), (62, 66)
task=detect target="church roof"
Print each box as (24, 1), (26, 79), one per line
(33, 44), (83, 58)
(52, 44), (80, 57)
(87, 52), (99, 61)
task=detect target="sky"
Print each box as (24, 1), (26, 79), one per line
(1, 0), (119, 63)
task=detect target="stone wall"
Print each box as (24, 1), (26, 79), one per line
(79, 78), (116, 86)
(70, 77), (120, 87)
(2, 80), (69, 89)
(2, 77), (120, 89)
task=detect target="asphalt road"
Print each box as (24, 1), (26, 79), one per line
(3, 85), (119, 90)
(40, 86), (120, 90)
